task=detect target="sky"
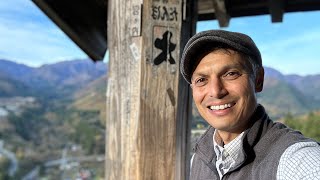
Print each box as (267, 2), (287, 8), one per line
(197, 12), (320, 75)
(0, 0), (320, 75)
(0, 0), (90, 66)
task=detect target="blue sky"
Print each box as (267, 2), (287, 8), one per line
(197, 12), (320, 75)
(0, 0), (320, 75)
(0, 0), (89, 66)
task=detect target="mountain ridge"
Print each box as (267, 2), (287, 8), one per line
(0, 59), (107, 99)
(0, 59), (320, 119)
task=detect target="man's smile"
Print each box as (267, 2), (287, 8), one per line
(207, 102), (235, 110)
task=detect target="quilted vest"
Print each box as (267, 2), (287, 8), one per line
(190, 105), (314, 180)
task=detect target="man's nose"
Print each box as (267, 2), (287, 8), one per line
(208, 77), (227, 98)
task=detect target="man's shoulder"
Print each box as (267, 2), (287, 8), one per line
(252, 120), (317, 158)
(266, 121), (316, 143)
(285, 141), (320, 153)
(277, 142), (320, 179)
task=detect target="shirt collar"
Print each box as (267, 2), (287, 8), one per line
(213, 130), (246, 161)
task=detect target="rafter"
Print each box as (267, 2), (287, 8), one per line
(268, 0), (285, 22)
(212, 0), (230, 27)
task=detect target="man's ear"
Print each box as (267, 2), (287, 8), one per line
(255, 67), (264, 92)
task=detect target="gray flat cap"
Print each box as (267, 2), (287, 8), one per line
(180, 30), (262, 84)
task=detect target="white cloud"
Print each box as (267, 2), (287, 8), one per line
(0, 0), (87, 67)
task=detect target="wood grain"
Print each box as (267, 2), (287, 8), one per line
(106, 0), (194, 179)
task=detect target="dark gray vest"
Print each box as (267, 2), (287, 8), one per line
(190, 105), (314, 180)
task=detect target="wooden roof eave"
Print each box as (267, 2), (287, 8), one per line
(32, 0), (108, 62)
(32, 0), (320, 62)
(198, 0), (320, 24)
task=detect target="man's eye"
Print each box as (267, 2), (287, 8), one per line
(196, 78), (205, 83)
(224, 71), (241, 79)
(194, 77), (207, 86)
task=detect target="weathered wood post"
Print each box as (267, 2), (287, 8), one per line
(106, 0), (196, 179)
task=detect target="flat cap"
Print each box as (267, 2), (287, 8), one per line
(180, 30), (262, 84)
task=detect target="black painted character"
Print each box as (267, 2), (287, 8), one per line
(154, 31), (176, 65)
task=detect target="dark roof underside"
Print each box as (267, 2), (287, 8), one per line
(198, 0), (320, 27)
(32, 0), (320, 61)
(32, 0), (108, 61)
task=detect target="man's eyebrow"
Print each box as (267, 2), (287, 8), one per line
(224, 63), (246, 69)
(219, 63), (248, 73)
(192, 72), (207, 77)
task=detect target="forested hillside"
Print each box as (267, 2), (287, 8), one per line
(0, 59), (107, 179)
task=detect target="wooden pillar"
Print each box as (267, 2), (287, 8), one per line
(105, 0), (195, 179)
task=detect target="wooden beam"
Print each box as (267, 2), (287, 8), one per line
(212, 0), (230, 27)
(268, 0), (285, 22)
(105, 0), (194, 179)
(176, 1), (196, 179)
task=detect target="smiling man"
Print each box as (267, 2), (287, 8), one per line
(180, 30), (320, 180)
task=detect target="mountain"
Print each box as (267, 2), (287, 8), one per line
(71, 74), (108, 125)
(34, 60), (106, 89)
(0, 72), (34, 97)
(0, 59), (107, 99)
(1, 59), (320, 120)
(264, 67), (320, 101)
(285, 74), (320, 101)
(0, 59), (107, 179)
(264, 66), (286, 80)
(257, 77), (315, 119)
(258, 67), (320, 119)
(0, 59), (34, 80)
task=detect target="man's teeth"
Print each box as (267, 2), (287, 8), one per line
(209, 104), (232, 110)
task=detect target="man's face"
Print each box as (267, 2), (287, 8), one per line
(191, 49), (261, 134)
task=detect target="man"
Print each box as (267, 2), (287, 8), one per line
(180, 30), (320, 180)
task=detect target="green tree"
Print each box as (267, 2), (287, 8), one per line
(301, 113), (320, 141)
(284, 112), (320, 141)
(8, 106), (47, 141)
